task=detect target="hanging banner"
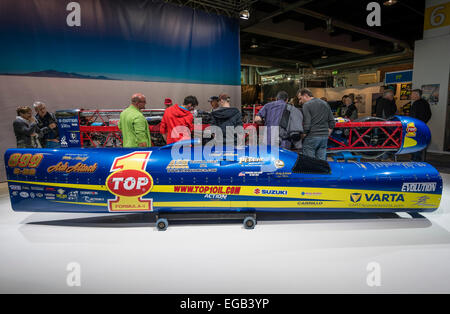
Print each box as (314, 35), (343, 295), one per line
(0, 0), (240, 85)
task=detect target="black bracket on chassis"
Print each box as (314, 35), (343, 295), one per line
(154, 211), (257, 231)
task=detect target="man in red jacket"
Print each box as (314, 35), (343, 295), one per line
(160, 95), (198, 144)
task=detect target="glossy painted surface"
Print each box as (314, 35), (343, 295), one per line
(4, 144), (442, 214)
(391, 116), (431, 154)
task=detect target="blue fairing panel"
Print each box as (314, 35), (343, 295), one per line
(4, 145), (442, 214)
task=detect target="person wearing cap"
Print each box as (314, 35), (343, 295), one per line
(164, 98), (173, 109)
(208, 96), (219, 112)
(118, 93), (152, 147)
(210, 94), (243, 145)
(160, 96), (197, 144)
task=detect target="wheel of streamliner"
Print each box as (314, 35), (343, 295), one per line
(352, 116), (388, 160)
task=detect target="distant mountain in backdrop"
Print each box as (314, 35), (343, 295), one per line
(0, 69), (118, 80)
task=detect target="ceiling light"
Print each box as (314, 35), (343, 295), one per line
(240, 9), (250, 20)
(321, 50), (328, 59)
(383, 0), (398, 6)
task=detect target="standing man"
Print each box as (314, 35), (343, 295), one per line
(298, 88), (335, 160)
(208, 96), (220, 112)
(342, 96), (358, 121)
(160, 95), (197, 144)
(118, 93), (152, 147)
(210, 94), (243, 145)
(376, 89), (397, 119)
(410, 89), (432, 161)
(33, 101), (60, 148)
(255, 91), (289, 148)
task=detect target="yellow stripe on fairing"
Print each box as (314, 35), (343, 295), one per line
(7, 179), (107, 191)
(8, 180), (441, 209)
(54, 201), (107, 207)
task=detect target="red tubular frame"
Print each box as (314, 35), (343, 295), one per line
(328, 121), (403, 152)
(77, 110), (404, 152)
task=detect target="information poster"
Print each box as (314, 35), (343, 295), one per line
(421, 84), (440, 105)
(400, 83), (412, 100)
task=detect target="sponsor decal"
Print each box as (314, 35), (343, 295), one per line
(30, 192), (35, 198)
(106, 152), (153, 212)
(36, 193), (43, 198)
(238, 171), (262, 177)
(45, 193), (56, 200)
(12, 191), (18, 196)
(62, 155), (89, 162)
(401, 182), (437, 192)
(9, 185), (21, 191)
(166, 160), (217, 173)
(19, 192), (29, 198)
(413, 196), (434, 207)
(350, 193), (405, 203)
(45, 187), (56, 191)
(204, 194), (228, 200)
(274, 160), (285, 169)
(80, 191), (98, 196)
(239, 157), (264, 164)
(350, 193), (362, 203)
(301, 191), (323, 196)
(254, 188), (287, 196)
(47, 162), (98, 174)
(31, 186), (44, 191)
(61, 136), (68, 147)
(167, 168), (217, 173)
(174, 185), (241, 195)
(83, 196), (105, 203)
(68, 191), (79, 201)
(297, 201), (323, 206)
(166, 160), (189, 170)
(406, 122), (417, 137)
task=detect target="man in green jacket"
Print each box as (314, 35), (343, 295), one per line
(118, 93), (152, 147)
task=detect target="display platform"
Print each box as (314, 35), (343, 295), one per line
(0, 173), (450, 293)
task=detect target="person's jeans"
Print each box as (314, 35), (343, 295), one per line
(302, 136), (328, 160)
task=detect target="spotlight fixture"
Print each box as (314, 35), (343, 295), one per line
(240, 9), (250, 20)
(383, 0), (398, 6)
(321, 50), (328, 59)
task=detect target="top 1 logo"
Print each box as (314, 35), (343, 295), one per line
(106, 152), (154, 212)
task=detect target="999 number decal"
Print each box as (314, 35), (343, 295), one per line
(8, 153), (43, 175)
(8, 153), (44, 168)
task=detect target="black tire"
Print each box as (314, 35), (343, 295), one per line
(156, 218), (168, 231)
(243, 216), (256, 229)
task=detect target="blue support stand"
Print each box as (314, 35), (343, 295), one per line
(332, 152), (362, 163)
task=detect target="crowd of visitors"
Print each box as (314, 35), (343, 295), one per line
(13, 86), (432, 162)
